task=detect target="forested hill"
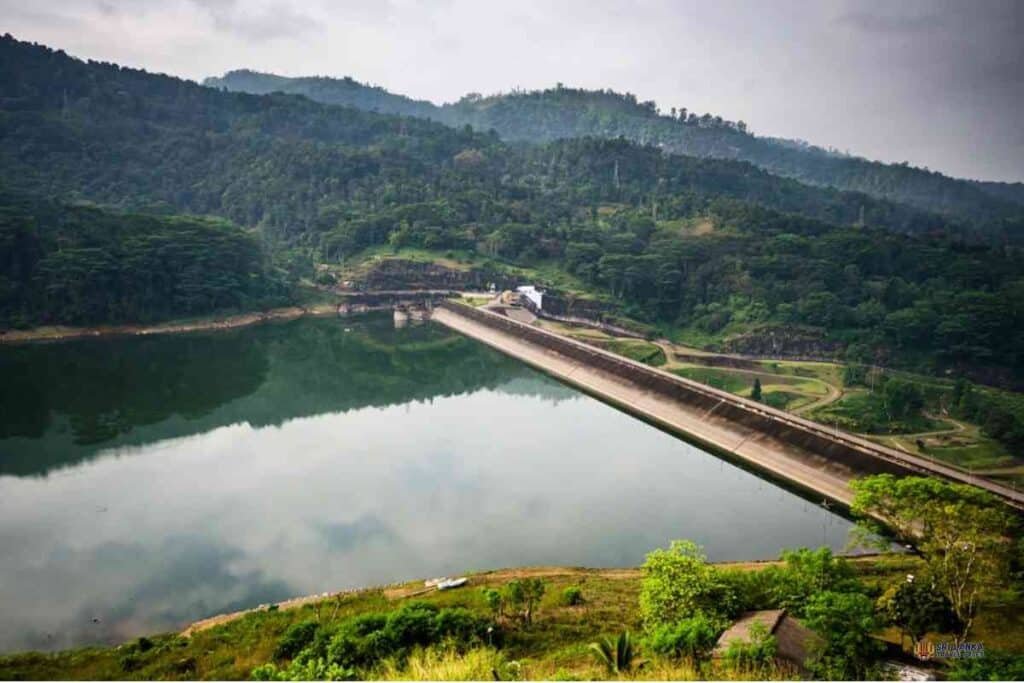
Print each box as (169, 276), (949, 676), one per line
(0, 34), (962, 244)
(204, 69), (439, 120)
(0, 190), (288, 327)
(204, 71), (1024, 238)
(4, 34), (1024, 387)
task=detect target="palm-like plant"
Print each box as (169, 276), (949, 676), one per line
(589, 631), (645, 675)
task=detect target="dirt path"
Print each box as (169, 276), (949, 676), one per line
(654, 339), (844, 416)
(895, 414), (968, 439)
(792, 382), (843, 415)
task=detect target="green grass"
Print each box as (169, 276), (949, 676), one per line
(809, 390), (952, 435)
(761, 390), (809, 410)
(672, 366), (751, 393)
(919, 436), (1017, 470)
(597, 339), (667, 366)
(756, 360), (845, 390)
(670, 365), (828, 407)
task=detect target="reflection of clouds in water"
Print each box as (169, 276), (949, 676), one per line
(492, 375), (579, 404)
(317, 516), (398, 553)
(0, 535), (290, 653)
(0, 387), (852, 653)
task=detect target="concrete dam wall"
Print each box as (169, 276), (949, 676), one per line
(435, 301), (1024, 512)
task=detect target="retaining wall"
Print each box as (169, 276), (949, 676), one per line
(439, 301), (1024, 510)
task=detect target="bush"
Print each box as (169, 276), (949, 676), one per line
(383, 602), (439, 648)
(639, 540), (740, 627)
(644, 612), (723, 661)
(274, 621), (319, 661)
(803, 591), (883, 679)
(562, 586), (584, 606)
(771, 548), (860, 617)
(320, 601), (493, 671)
(947, 651), (1024, 681)
(434, 607), (489, 642)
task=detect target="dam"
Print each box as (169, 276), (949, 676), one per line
(432, 300), (1024, 512)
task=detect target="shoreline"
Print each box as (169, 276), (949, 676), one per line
(0, 304), (340, 345)
(178, 555), (889, 639)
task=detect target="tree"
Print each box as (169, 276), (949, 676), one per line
(639, 540), (738, 627)
(882, 378), (923, 420)
(803, 591), (883, 679)
(751, 378), (762, 402)
(589, 631), (644, 675)
(504, 578), (546, 626)
(878, 576), (960, 650)
(770, 547), (859, 617)
(850, 475), (1017, 643)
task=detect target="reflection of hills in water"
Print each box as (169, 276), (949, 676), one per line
(0, 315), (571, 477)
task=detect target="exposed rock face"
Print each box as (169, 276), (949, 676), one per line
(721, 326), (844, 360)
(353, 259), (517, 291)
(538, 293), (608, 319)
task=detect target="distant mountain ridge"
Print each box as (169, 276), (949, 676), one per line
(204, 70), (1024, 236)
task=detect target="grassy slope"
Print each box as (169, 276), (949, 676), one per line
(4, 555), (1022, 680)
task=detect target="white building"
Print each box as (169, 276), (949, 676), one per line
(516, 285), (543, 310)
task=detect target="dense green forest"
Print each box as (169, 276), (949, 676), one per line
(0, 191), (287, 327)
(2, 35), (948, 244)
(205, 71), (1024, 238)
(3, 34), (1024, 387)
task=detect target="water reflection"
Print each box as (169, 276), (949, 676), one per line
(0, 315), (550, 476)
(0, 316), (852, 653)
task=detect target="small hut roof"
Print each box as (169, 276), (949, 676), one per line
(714, 609), (786, 656)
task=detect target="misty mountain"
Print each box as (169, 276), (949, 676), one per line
(2, 35), (948, 242)
(204, 70), (1024, 237)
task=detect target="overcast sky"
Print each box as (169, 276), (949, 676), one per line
(4, 0), (1022, 182)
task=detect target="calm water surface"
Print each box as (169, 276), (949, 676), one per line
(0, 315), (852, 652)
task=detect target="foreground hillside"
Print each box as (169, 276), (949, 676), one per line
(205, 71), (1024, 238)
(1, 541), (1021, 680)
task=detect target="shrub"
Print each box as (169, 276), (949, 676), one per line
(434, 607), (489, 642)
(803, 591), (883, 679)
(771, 548), (860, 617)
(721, 622), (777, 669)
(947, 651), (1024, 681)
(589, 631), (644, 675)
(644, 612), (723, 661)
(320, 601), (492, 671)
(377, 646), (515, 681)
(274, 621), (319, 661)
(383, 602), (439, 648)
(561, 586), (584, 606)
(252, 658), (356, 681)
(639, 540), (740, 627)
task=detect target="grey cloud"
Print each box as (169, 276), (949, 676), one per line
(836, 9), (944, 34)
(0, 0), (1021, 180)
(190, 0), (322, 42)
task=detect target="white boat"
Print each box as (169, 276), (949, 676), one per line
(436, 577), (468, 591)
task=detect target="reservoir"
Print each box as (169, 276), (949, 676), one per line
(0, 315), (852, 653)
